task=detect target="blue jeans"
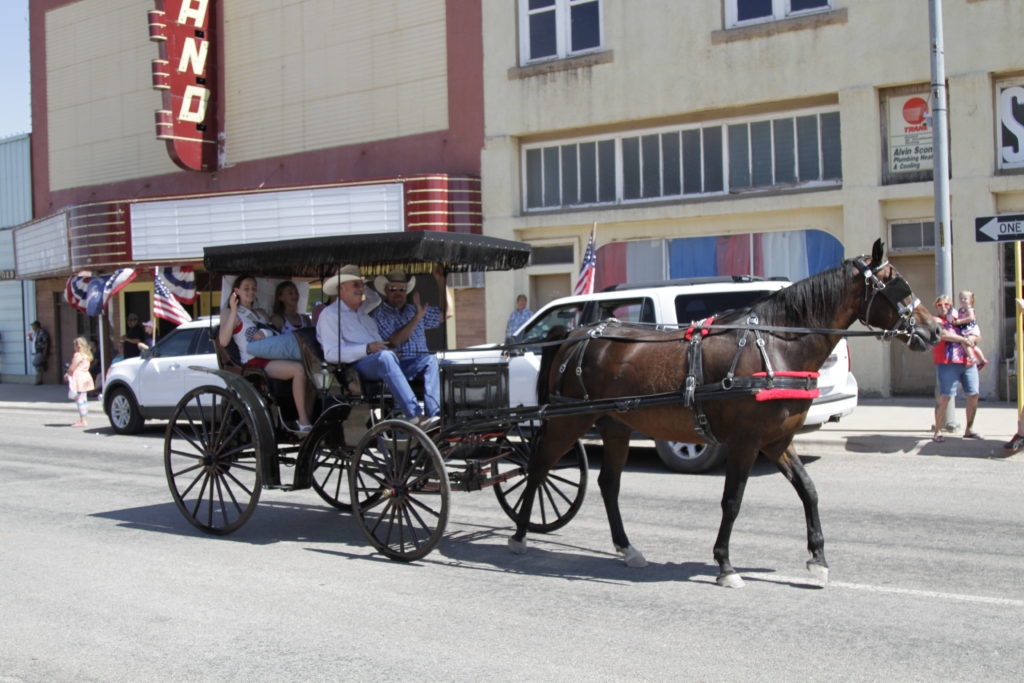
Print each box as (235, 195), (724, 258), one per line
(936, 362), (979, 397)
(399, 354), (440, 417)
(247, 332), (301, 361)
(354, 350), (439, 418)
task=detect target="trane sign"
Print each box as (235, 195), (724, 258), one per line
(1000, 84), (1024, 170)
(148, 0), (218, 172)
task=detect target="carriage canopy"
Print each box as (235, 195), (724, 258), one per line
(203, 231), (531, 278)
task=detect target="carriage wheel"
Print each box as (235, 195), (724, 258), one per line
(308, 412), (355, 511)
(492, 421), (588, 533)
(164, 385), (262, 535)
(349, 419), (450, 561)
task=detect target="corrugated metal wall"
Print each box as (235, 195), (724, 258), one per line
(0, 134), (34, 377)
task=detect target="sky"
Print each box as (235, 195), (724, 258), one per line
(0, 0), (31, 139)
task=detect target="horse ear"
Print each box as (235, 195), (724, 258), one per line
(870, 239), (884, 268)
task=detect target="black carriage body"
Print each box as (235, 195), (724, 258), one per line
(440, 361), (509, 425)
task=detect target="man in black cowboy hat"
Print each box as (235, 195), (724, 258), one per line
(372, 265), (449, 420)
(315, 265), (438, 429)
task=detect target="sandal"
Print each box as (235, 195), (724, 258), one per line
(931, 434), (945, 443)
(963, 431), (983, 439)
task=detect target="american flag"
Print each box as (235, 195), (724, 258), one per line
(153, 271), (193, 326)
(573, 228), (597, 296)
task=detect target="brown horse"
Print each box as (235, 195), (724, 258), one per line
(509, 240), (941, 587)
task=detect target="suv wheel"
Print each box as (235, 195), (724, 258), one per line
(107, 387), (144, 434)
(654, 440), (726, 473)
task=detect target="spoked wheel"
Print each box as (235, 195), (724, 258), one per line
(349, 419), (450, 561)
(307, 412), (354, 511)
(164, 385), (262, 535)
(493, 421), (588, 533)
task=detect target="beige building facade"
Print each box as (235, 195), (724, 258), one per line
(480, 0), (1024, 398)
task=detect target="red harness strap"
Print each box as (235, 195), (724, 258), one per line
(750, 371), (820, 401)
(684, 317), (715, 341)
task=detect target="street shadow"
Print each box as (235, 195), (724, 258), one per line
(90, 496), (368, 547)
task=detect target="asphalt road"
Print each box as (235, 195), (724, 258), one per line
(2, 401), (1023, 682)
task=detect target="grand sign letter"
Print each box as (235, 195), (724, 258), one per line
(149, 0), (219, 171)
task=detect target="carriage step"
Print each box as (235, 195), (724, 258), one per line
(267, 485), (298, 491)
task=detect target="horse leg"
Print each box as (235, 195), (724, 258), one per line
(596, 418), (647, 567)
(713, 441), (757, 588)
(508, 414), (594, 555)
(775, 442), (829, 585)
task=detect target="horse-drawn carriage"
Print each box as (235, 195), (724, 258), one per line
(164, 230), (587, 561)
(166, 233), (940, 586)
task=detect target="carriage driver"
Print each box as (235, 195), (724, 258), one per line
(315, 265), (440, 430)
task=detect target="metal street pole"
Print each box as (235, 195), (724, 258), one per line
(929, 0), (957, 430)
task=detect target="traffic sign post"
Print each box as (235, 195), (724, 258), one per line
(976, 214), (1024, 414)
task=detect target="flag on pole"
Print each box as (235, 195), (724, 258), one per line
(101, 268), (138, 310)
(153, 270), (193, 326)
(159, 265), (197, 304)
(573, 226), (598, 296)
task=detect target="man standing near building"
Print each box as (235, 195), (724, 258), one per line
(316, 265), (438, 429)
(120, 314), (146, 359)
(505, 294), (533, 341)
(372, 266), (448, 420)
(29, 321), (50, 384)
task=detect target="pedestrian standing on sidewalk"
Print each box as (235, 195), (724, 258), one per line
(931, 294), (981, 443)
(29, 321), (50, 384)
(64, 336), (94, 428)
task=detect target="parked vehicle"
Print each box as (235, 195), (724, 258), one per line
(447, 276), (858, 473)
(103, 317), (222, 434)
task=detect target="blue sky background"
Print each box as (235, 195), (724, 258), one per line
(0, 0), (31, 139)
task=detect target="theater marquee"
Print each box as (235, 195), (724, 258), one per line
(148, 0), (219, 172)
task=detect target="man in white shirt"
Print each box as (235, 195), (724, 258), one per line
(316, 264), (437, 428)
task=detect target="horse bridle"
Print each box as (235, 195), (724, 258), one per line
(852, 257), (920, 343)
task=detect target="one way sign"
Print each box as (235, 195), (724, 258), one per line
(975, 214), (1024, 242)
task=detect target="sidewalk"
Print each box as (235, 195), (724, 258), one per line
(0, 382), (1020, 460)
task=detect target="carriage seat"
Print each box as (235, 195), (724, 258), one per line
(291, 327), (363, 398)
(210, 327), (285, 398)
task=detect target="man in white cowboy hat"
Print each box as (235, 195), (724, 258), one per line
(316, 264), (438, 429)
(372, 265), (449, 420)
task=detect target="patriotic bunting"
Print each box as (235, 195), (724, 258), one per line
(158, 265), (197, 304)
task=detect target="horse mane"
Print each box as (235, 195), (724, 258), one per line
(717, 260), (855, 329)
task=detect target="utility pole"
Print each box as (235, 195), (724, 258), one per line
(929, 0), (957, 430)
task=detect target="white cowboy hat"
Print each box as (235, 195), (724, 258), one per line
(373, 268), (416, 295)
(322, 264), (364, 296)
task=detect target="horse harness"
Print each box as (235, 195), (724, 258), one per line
(551, 316), (819, 446)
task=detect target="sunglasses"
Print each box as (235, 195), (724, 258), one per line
(385, 286), (406, 292)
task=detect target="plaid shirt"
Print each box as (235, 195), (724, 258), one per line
(505, 307), (533, 339)
(373, 302), (441, 358)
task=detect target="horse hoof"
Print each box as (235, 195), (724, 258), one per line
(716, 572), (745, 588)
(616, 545), (648, 568)
(508, 537), (528, 555)
(806, 562), (830, 586)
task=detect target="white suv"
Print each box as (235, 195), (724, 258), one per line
(452, 277), (858, 473)
(103, 317), (223, 434)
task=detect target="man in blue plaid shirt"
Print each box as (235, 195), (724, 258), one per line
(372, 265), (449, 418)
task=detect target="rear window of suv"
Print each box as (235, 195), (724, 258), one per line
(674, 290), (774, 324)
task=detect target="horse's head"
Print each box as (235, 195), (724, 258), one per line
(853, 239), (941, 351)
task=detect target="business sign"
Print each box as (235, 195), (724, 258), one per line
(148, 0), (219, 172)
(975, 214), (1024, 243)
(999, 83), (1024, 170)
(888, 94), (933, 174)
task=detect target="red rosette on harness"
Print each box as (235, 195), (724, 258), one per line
(684, 316), (715, 341)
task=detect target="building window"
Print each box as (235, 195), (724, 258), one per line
(519, 0), (602, 65)
(888, 220), (936, 253)
(523, 108), (841, 211)
(725, 0), (832, 28)
(530, 244), (575, 265)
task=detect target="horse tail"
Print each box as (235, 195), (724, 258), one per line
(536, 325), (571, 405)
